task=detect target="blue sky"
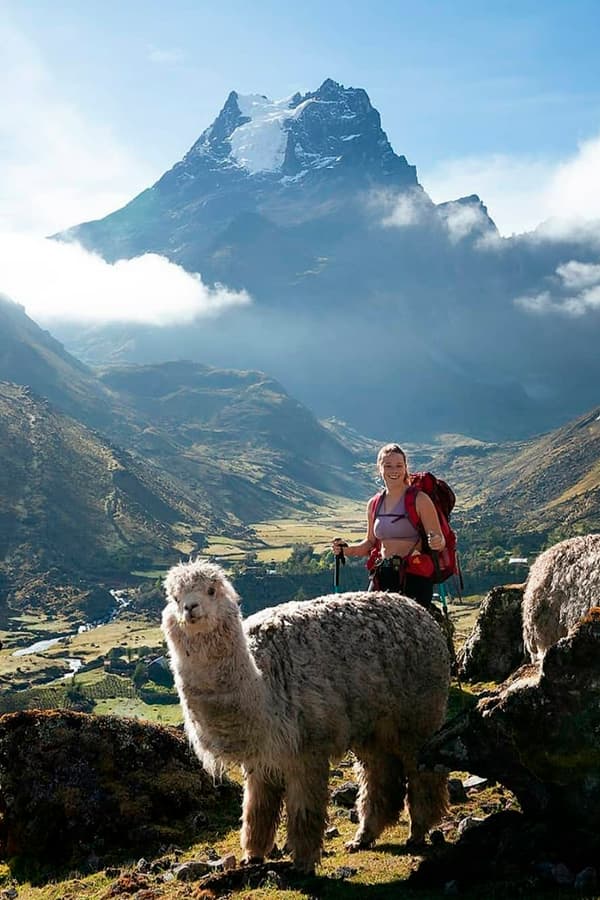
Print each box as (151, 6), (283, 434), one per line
(2, 0), (600, 322)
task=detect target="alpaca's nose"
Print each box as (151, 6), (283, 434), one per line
(183, 599), (199, 616)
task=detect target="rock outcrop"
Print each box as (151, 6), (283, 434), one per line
(458, 585), (525, 682)
(414, 608), (600, 887)
(0, 710), (241, 874)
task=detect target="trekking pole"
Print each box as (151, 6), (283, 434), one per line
(432, 551), (463, 695)
(333, 540), (347, 593)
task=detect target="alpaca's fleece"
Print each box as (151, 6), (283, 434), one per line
(162, 558), (450, 873)
(522, 533), (600, 661)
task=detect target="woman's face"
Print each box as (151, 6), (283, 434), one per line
(379, 451), (407, 486)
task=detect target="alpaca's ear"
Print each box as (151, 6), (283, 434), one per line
(163, 576), (180, 604)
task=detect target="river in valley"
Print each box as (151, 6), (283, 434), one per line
(11, 589), (133, 678)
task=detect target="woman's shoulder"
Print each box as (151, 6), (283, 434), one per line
(367, 491), (384, 510)
(413, 487), (435, 511)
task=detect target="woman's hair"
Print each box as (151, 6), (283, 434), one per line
(376, 443), (409, 483)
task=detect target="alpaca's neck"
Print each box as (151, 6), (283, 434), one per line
(176, 615), (270, 762)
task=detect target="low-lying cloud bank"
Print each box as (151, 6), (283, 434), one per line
(0, 234), (252, 325)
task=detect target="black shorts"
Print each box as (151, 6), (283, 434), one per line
(369, 557), (434, 607)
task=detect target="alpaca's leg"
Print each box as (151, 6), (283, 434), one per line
(346, 750), (406, 851)
(284, 755), (329, 874)
(405, 765), (448, 847)
(240, 769), (284, 863)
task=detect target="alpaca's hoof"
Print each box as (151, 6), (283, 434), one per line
(242, 855), (264, 866)
(345, 838), (374, 853)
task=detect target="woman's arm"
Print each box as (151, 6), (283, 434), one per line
(415, 492), (446, 551)
(332, 499), (377, 558)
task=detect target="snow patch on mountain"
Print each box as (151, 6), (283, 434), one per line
(230, 94), (315, 174)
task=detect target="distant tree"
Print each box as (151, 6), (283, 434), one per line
(284, 543), (318, 573)
(290, 543), (314, 564)
(65, 679), (94, 712)
(132, 661), (148, 689)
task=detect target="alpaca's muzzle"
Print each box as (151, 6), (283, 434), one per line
(182, 599), (201, 623)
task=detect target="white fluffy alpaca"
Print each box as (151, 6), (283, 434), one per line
(523, 533), (600, 661)
(162, 559), (450, 873)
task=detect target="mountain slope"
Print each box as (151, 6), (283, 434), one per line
(425, 405), (600, 544)
(0, 382), (204, 611)
(0, 297), (364, 506)
(0, 305), (373, 609)
(478, 405), (600, 536)
(97, 360), (365, 514)
(0, 294), (117, 431)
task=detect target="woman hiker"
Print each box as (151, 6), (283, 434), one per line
(332, 443), (445, 607)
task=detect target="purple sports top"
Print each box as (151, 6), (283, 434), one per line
(373, 493), (420, 541)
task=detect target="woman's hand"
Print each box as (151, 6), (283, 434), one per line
(332, 538), (348, 556)
(427, 532), (445, 552)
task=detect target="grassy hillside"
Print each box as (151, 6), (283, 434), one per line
(0, 295), (118, 430)
(427, 406), (600, 540)
(0, 383), (207, 612)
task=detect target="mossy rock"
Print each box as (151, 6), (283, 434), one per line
(0, 710), (241, 877)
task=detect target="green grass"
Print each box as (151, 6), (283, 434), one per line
(3, 759), (570, 900)
(92, 696), (182, 725)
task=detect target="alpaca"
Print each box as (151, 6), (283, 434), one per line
(162, 558), (450, 873)
(522, 533), (600, 661)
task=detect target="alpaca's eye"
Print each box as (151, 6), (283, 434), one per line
(207, 586), (216, 596)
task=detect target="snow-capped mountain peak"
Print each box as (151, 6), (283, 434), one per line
(229, 93), (316, 174)
(184, 79), (417, 184)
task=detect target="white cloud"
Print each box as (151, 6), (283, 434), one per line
(147, 45), (185, 65)
(514, 259), (600, 317)
(437, 201), (490, 243)
(511, 289), (594, 316)
(422, 154), (555, 237)
(422, 133), (600, 238)
(0, 22), (153, 235)
(369, 188), (430, 227)
(381, 194), (425, 227)
(556, 260), (600, 290)
(514, 290), (555, 314)
(372, 187), (493, 243)
(544, 134), (600, 225)
(0, 234), (251, 325)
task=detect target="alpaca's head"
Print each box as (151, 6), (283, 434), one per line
(163, 558), (240, 634)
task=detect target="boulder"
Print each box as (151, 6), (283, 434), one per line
(458, 585), (525, 682)
(0, 710), (241, 873)
(413, 608), (600, 887)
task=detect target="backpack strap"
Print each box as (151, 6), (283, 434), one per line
(404, 485), (423, 533)
(366, 492), (384, 568)
(368, 491), (385, 533)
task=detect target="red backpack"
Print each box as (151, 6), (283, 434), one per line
(367, 472), (460, 585)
